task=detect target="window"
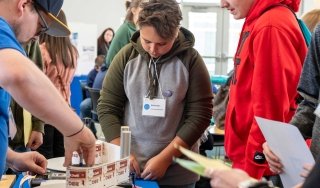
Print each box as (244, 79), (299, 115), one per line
(181, 5), (243, 75)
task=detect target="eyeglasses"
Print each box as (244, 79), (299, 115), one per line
(33, 3), (49, 36)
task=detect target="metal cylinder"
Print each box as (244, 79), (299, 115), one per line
(120, 129), (131, 158)
(121, 126), (130, 132)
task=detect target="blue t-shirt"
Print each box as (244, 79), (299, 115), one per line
(92, 65), (108, 89)
(0, 17), (25, 176)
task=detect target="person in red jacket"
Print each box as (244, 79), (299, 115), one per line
(222, 0), (307, 181)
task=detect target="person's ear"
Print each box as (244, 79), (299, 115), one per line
(175, 27), (180, 38)
(16, 0), (29, 17)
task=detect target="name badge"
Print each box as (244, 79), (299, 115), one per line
(314, 103), (320, 118)
(142, 98), (166, 117)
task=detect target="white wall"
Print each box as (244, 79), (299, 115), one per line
(302, 0), (320, 14)
(62, 0), (320, 36)
(62, 0), (127, 37)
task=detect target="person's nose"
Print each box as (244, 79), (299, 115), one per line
(149, 44), (157, 55)
(220, 0), (228, 8)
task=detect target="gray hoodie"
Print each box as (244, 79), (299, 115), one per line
(97, 27), (213, 185)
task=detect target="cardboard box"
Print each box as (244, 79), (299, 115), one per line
(67, 142), (129, 188)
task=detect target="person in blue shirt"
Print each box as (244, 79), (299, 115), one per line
(0, 0), (96, 178)
(80, 55), (104, 119)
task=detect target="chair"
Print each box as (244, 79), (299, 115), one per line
(79, 80), (88, 100)
(87, 87), (101, 122)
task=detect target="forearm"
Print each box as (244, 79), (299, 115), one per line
(158, 136), (189, 164)
(0, 49), (83, 136)
(97, 56), (126, 141)
(6, 148), (15, 168)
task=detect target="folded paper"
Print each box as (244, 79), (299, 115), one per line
(174, 144), (230, 177)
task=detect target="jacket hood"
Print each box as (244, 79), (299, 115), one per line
(246, 0), (301, 23)
(130, 27), (195, 63)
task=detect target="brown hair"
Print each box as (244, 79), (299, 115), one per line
(97, 27), (114, 52)
(125, 0), (131, 10)
(302, 9), (320, 33)
(125, 0), (145, 23)
(39, 10), (78, 68)
(138, 0), (182, 40)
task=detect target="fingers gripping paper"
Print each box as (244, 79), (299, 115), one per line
(255, 116), (315, 188)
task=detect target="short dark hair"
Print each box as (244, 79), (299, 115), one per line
(138, 0), (182, 40)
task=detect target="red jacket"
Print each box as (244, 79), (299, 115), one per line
(224, 0), (307, 179)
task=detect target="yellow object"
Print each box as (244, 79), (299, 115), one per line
(174, 144), (231, 177)
(0, 175), (16, 188)
(23, 109), (32, 147)
(173, 158), (207, 176)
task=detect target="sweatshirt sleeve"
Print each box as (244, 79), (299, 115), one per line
(97, 46), (130, 142)
(244, 25), (306, 178)
(31, 115), (44, 134)
(176, 49), (213, 146)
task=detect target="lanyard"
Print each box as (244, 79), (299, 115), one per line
(146, 57), (164, 99)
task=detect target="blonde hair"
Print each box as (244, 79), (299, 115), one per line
(301, 9), (320, 33)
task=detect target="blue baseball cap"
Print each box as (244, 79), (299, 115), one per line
(34, 0), (71, 37)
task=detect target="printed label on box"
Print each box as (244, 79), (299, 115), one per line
(66, 142), (129, 188)
(116, 158), (129, 184)
(103, 162), (116, 187)
(88, 166), (103, 187)
(95, 143), (103, 164)
(67, 169), (87, 188)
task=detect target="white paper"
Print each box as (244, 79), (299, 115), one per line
(255, 117), (315, 188)
(105, 142), (121, 163)
(314, 103), (320, 118)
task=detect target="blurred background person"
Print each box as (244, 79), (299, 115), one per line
(80, 55), (104, 119)
(37, 10), (79, 159)
(97, 27), (114, 56)
(104, 0), (144, 67)
(94, 0), (145, 90)
(301, 9), (320, 33)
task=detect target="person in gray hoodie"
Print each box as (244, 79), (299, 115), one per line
(97, 0), (213, 187)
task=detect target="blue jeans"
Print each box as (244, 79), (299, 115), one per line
(80, 98), (92, 118)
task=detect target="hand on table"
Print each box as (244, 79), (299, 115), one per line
(63, 126), (96, 167)
(141, 154), (171, 180)
(7, 149), (47, 174)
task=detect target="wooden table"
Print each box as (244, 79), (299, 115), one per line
(0, 175), (16, 188)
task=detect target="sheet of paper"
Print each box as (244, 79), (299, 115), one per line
(255, 117), (315, 188)
(105, 142), (120, 162)
(176, 145), (230, 170)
